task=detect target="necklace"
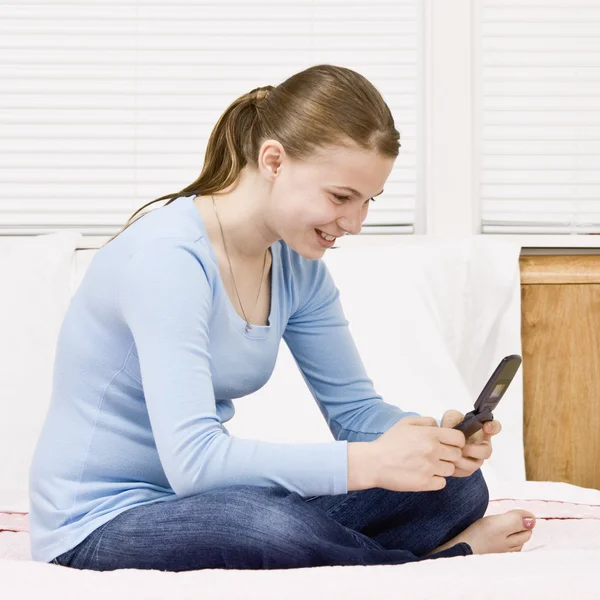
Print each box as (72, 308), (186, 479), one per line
(211, 194), (269, 333)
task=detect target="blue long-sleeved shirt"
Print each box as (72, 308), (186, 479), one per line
(28, 194), (419, 563)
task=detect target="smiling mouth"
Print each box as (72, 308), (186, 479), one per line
(315, 229), (337, 242)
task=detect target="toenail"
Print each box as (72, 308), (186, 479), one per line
(523, 518), (535, 528)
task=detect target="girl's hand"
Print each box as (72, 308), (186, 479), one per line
(439, 409), (502, 477)
(364, 416), (465, 492)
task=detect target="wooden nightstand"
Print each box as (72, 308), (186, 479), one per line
(520, 255), (600, 491)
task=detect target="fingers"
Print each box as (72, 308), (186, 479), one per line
(440, 409), (464, 429)
(438, 441), (488, 475)
(401, 415), (465, 448)
(441, 407), (502, 446)
(439, 443), (463, 464)
(439, 409), (468, 447)
(404, 416), (438, 427)
(436, 441), (488, 479)
(482, 419), (502, 439)
(461, 442), (492, 461)
(466, 419), (501, 444)
(423, 475), (448, 491)
(436, 426), (466, 449)
(437, 453), (484, 477)
(435, 459), (456, 478)
(452, 456), (484, 477)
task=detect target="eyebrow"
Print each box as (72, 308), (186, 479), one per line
(333, 186), (385, 198)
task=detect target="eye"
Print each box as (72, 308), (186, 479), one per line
(332, 194), (351, 202)
(331, 193), (377, 204)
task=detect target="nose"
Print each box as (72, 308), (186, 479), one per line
(337, 205), (363, 236)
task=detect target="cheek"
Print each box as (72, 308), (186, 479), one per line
(284, 197), (336, 229)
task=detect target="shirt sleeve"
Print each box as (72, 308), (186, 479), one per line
(283, 257), (421, 443)
(118, 239), (348, 498)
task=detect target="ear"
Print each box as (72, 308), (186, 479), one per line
(259, 139), (285, 179)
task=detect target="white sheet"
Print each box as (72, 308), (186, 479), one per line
(1, 535), (599, 600)
(2, 484), (599, 598)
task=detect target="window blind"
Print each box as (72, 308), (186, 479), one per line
(479, 0), (600, 234)
(0, 0), (420, 237)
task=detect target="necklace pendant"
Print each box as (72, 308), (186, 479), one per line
(245, 323), (253, 333)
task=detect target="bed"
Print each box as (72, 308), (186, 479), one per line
(1, 232), (599, 599)
(2, 485), (600, 598)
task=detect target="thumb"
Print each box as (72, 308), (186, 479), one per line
(441, 409), (465, 429)
(401, 416), (439, 428)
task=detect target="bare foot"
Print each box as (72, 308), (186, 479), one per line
(426, 509), (536, 556)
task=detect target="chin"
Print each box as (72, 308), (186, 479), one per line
(283, 235), (327, 260)
(281, 227), (340, 260)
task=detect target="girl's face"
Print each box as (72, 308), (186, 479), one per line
(268, 143), (395, 260)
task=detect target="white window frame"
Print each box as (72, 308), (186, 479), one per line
(421, 0), (600, 249)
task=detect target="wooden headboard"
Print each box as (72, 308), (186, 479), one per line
(520, 255), (600, 491)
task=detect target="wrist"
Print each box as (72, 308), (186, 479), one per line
(347, 442), (379, 491)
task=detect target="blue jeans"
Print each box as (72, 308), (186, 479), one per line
(51, 469), (488, 571)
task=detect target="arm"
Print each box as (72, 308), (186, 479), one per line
(119, 239), (347, 497)
(283, 258), (421, 443)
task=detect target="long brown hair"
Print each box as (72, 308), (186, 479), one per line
(103, 64), (401, 247)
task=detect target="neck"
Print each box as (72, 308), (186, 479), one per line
(196, 171), (277, 261)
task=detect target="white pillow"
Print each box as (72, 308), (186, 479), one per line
(0, 231), (82, 512)
(231, 236), (525, 494)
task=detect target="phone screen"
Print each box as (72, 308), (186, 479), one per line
(491, 384), (504, 399)
(453, 355), (522, 437)
(475, 355), (522, 414)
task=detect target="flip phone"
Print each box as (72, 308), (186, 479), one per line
(452, 355), (522, 438)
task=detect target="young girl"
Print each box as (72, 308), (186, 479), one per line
(29, 64), (536, 572)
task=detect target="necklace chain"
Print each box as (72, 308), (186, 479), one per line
(211, 194), (268, 332)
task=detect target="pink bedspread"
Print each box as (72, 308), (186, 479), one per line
(0, 511), (29, 561)
(485, 497), (600, 519)
(0, 511), (28, 533)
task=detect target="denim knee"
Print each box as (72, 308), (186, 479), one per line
(209, 485), (333, 567)
(448, 468), (490, 521)
(241, 486), (315, 540)
(206, 485), (310, 540)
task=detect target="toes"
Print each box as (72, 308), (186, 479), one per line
(511, 508), (536, 520)
(507, 530), (533, 546)
(507, 509), (536, 530)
